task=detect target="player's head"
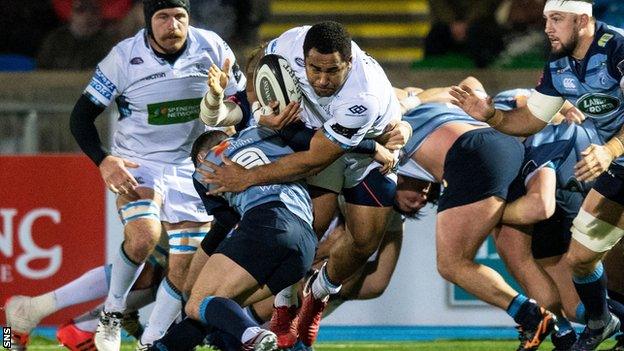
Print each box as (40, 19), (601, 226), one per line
(303, 21), (352, 97)
(191, 130), (228, 167)
(543, 0), (594, 56)
(393, 175), (440, 219)
(143, 0), (190, 54)
(245, 42), (269, 103)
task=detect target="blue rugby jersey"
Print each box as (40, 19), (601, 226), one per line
(194, 126), (313, 226)
(536, 21), (624, 165)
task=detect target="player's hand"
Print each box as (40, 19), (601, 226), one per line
(450, 85), (495, 122)
(207, 58), (231, 99)
(197, 155), (251, 194)
(374, 143), (398, 175)
(255, 100), (301, 130)
(383, 120), (412, 150)
(99, 155), (139, 195)
(575, 144), (613, 181)
(563, 105), (585, 124)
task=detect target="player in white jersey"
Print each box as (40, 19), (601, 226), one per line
(60, 0), (248, 350)
(199, 21), (407, 347)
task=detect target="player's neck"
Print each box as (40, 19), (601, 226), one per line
(572, 22), (596, 60)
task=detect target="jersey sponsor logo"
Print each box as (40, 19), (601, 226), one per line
(147, 98), (202, 125)
(130, 57), (144, 65)
(90, 68), (116, 100)
(563, 78), (577, 90)
(598, 33), (614, 47)
(330, 123), (360, 139)
(230, 147), (271, 169)
(295, 57), (305, 67)
(348, 105), (368, 115)
(576, 93), (621, 117)
(138, 72), (166, 83)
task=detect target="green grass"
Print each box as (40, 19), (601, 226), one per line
(23, 336), (619, 350)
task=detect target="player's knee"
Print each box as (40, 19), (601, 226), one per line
(571, 208), (624, 256)
(124, 228), (159, 259)
(565, 250), (598, 277)
(436, 254), (462, 282)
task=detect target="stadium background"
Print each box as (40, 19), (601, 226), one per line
(2, 0), (616, 345)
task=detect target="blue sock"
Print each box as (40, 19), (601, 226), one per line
(573, 263), (610, 328)
(199, 296), (257, 341)
(507, 294), (529, 319)
(556, 316), (574, 335)
(576, 302), (587, 324)
(152, 317), (209, 351)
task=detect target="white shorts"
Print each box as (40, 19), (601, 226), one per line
(125, 157), (212, 224)
(307, 153), (396, 193)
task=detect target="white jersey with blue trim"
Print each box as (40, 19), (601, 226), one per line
(265, 26), (401, 149)
(84, 27), (246, 164)
(397, 103), (488, 182)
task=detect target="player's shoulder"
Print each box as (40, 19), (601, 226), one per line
(266, 26), (309, 58)
(189, 26), (227, 45)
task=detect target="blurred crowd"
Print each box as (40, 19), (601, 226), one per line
(425, 0), (624, 68)
(0, 0), (267, 71)
(0, 0), (623, 71)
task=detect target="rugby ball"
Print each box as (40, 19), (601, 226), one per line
(254, 54), (302, 113)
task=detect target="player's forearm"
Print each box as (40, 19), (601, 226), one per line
(605, 123), (624, 159)
(502, 192), (554, 225)
(69, 94), (108, 165)
(250, 150), (334, 185)
(487, 107), (547, 137)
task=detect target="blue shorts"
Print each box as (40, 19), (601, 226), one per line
(438, 128), (524, 212)
(343, 168), (396, 207)
(214, 202), (317, 294)
(593, 163), (624, 206)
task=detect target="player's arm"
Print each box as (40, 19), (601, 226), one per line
(69, 94), (108, 165)
(501, 166), (557, 225)
(199, 58), (248, 127)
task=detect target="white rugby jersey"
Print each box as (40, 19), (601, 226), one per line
(266, 26), (400, 149)
(84, 26), (246, 164)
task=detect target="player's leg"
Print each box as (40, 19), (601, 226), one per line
(95, 183), (163, 351)
(5, 265), (109, 347)
(566, 176), (624, 350)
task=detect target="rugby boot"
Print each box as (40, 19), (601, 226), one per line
(608, 333), (624, 350)
(56, 321), (96, 351)
(552, 329), (577, 351)
(94, 310), (123, 351)
(240, 329), (278, 351)
(572, 313), (620, 350)
(269, 305), (298, 349)
(297, 272), (329, 347)
(5, 295), (53, 350)
(517, 307), (558, 351)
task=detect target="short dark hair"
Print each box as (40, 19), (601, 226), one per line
(303, 21), (352, 60)
(393, 181), (441, 219)
(190, 130), (228, 167)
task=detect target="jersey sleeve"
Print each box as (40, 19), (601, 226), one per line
(535, 60), (560, 97)
(322, 93), (380, 149)
(218, 38), (246, 96)
(83, 47), (126, 108)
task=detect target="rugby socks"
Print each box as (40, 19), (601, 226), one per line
(575, 302), (587, 324)
(105, 243), (145, 312)
(126, 287), (156, 311)
(73, 305), (103, 332)
(199, 296), (257, 343)
(141, 277), (182, 345)
(274, 284), (299, 308)
(151, 317), (208, 351)
(311, 263), (342, 300)
(573, 263), (610, 329)
(507, 295), (544, 330)
(244, 305), (266, 325)
(555, 316), (574, 335)
(54, 265), (108, 310)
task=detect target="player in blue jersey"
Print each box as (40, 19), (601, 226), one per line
(149, 127), (317, 351)
(392, 84), (556, 350)
(451, 1), (624, 349)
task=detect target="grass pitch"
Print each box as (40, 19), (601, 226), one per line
(23, 336), (619, 350)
